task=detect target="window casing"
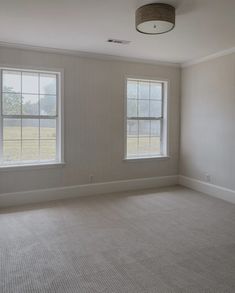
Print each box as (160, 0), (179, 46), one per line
(125, 77), (168, 159)
(0, 67), (63, 167)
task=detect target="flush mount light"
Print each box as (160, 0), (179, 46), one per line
(136, 3), (175, 35)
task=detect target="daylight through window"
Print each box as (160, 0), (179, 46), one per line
(126, 78), (167, 159)
(0, 68), (62, 166)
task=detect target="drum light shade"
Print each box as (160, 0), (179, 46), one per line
(136, 3), (175, 35)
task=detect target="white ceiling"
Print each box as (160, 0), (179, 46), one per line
(0, 0), (235, 65)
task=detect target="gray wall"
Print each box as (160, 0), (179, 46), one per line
(0, 46), (180, 194)
(180, 53), (235, 190)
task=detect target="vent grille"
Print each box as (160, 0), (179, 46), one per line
(107, 39), (131, 45)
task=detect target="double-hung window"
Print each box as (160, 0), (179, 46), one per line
(125, 77), (168, 159)
(0, 67), (63, 167)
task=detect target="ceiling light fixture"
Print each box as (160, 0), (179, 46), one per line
(136, 3), (175, 35)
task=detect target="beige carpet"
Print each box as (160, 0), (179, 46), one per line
(0, 186), (235, 293)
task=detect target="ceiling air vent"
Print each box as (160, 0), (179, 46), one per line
(107, 39), (131, 45)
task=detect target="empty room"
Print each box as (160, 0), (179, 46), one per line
(0, 0), (235, 292)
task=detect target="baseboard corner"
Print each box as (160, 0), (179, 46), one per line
(179, 175), (235, 204)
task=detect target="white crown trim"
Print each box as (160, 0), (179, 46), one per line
(1, 40), (234, 70)
(0, 41), (180, 68)
(182, 47), (235, 68)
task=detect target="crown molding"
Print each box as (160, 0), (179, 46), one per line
(0, 41), (180, 68)
(1, 41), (235, 69)
(182, 46), (235, 68)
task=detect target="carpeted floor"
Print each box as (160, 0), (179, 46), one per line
(0, 186), (235, 293)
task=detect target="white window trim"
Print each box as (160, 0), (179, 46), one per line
(123, 75), (170, 161)
(0, 64), (65, 169)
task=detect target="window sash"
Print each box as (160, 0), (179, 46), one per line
(1, 69), (58, 116)
(127, 119), (163, 156)
(1, 115), (57, 119)
(127, 117), (162, 121)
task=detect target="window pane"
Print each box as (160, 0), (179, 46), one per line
(40, 140), (56, 161)
(151, 120), (161, 136)
(150, 137), (161, 154)
(2, 93), (21, 115)
(22, 140), (39, 161)
(40, 95), (57, 116)
(22, 94), (39, 115)
(127, 137), (138, 156)
(127, 120), (138, 136)
(127, 81), (137, 99)
(22, 119), (39, 139)
(127, 99), (137, 117)
(139, 82), (149, 100)
(138, 100), (149, 117)
(2, 71), (21, 93)
(22, 72), (39, 94)
(40, 119), (56, 139)
(138, 137), (150, 155)
(3, 118), (21, 140)
(139, 120), (150, 136)
(3, 141), (21, 162)
(40, 74), (56, 95)
(150, 83), (162, 100)
(150, 100), (162, 117)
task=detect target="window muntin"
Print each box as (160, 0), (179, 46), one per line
(0, 68), (61, 166)
(126, 78), (166, 159)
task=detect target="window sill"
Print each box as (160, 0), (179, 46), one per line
(0, 162), (65, 172)
(123, 155), (170, 162)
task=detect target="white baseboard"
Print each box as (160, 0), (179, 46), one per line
(179, 175), (235, 204)
(0, 175), (178, 208)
